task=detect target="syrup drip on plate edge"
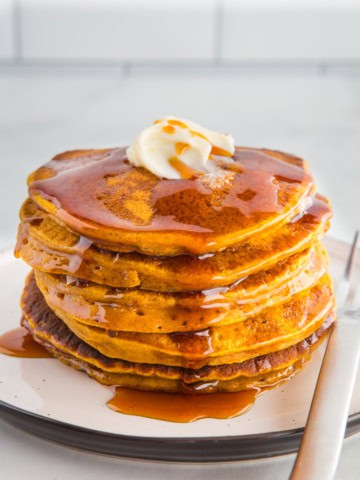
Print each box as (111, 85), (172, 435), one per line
(0, 327), (51, 358)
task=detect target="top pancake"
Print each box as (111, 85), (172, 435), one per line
(27, 147), (314, 255)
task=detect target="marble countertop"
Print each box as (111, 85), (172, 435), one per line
(0, 66), (359, 479)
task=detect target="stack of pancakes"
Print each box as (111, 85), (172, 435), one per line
(16, 147), (335, 393)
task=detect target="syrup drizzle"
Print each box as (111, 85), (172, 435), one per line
(0, 321), (321, 422)
(168, 157), (202, 180)
(170, 329), (214, 357)
(105, 360), (307, 422)
(42, 241), (324, 335)
(28, 148), (311, 238)
(68, 236), (93, 273)
(0, 327), (51, 358)
(16, 194), (330, 285)
(0, 325), (278, 422)
(106, 387), (260, 422)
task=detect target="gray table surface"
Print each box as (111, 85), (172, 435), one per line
(0, 67), (359, 479)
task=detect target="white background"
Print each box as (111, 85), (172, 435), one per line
(0, 1), (360, 479)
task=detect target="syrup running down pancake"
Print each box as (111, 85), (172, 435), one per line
(21, 272), (335, 393)
(17, 193), (331, 291)
(33, 243), (328, 333)
(11, 117), (335, 420)
(27, 147), (314, 255)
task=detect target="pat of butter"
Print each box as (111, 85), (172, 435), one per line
(126, 116), (235, 179)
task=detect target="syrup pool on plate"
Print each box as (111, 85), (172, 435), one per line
(0, 327), (51, 358)
(106, 386), (260, 423)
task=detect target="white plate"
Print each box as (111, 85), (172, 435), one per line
(0, 236), (359, 462)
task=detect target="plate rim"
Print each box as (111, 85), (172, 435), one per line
(1, 399), (359, 462)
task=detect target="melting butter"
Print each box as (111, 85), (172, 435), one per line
(126, 116), (235, 179)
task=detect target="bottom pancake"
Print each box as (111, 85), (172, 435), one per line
(20, 271), (335, 393)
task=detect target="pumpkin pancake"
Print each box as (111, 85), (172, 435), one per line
(16, 193), (331, 291)
(27, 147), (314, 256)
(20, 274), (334, 393)
(34, 243), (328, 333)
(15, 138), (335, 398)
(22, 271), (334, 368)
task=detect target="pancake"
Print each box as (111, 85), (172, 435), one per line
(22, 271), (334, 368)
(34, 243), (328, 333)
(27, 147), (314, 255)
(15, 140), (335, 398)
(20, 272), (334, 393)
(16, 193), (331, 291)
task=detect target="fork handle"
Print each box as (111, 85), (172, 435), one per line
(290, 319), (360, 480)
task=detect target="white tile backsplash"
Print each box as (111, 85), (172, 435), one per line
(0, 0), (15, 59)
(19, 0), (216, 61)
(222, 1), (360, 61)
(1, 0), (359, 65)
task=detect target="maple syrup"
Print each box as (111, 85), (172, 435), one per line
(105, 356), (311, 422)
(106, 387), (260, 422)
(168, 156), (202, 180)
(27, 147), (313, 256)
(0, 325), (278, 423)
(0, 327), (50, 358)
